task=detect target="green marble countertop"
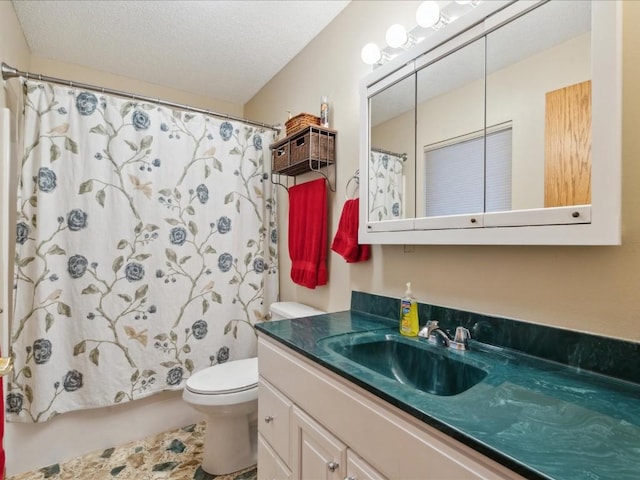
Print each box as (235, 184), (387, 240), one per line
(256, 311), (640, 480)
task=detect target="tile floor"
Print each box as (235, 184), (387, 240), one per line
(7, 422), (257, 480)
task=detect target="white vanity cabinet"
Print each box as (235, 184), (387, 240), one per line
(259, 372), (382, 480)
(257, 335), (526, 480)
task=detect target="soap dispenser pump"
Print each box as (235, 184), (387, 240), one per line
(399, 282), (419, 337)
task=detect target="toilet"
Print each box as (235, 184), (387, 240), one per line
(182, 301), (325, 475)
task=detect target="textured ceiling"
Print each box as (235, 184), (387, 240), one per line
(11, 0), (350, 105)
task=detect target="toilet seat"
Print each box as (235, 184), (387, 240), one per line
(186, 357), (258, 394)
(183, 357), (258, 407)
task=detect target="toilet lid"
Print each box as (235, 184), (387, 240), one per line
(185, 357), (258, 395)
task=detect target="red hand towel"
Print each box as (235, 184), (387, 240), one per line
(331, 198), (371, 263)
(288, 178), (328, 288)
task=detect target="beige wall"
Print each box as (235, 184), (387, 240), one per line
(246, 0), (640, 343)
(0, 1), (30, 98)
(28, 56), (244, 117)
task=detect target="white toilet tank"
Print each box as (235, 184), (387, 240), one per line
(270, 302), (325, 320)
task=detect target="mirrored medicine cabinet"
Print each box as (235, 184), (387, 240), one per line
(359, 0), (621, 245)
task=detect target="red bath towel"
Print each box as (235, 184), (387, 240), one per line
(331, 198), (371, 263)
(289, 178), (328, 288)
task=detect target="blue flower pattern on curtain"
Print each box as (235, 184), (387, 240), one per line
(7, 81), (278, 422)
(368, 150), (405, 220)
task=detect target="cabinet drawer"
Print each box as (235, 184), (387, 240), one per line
(258, 434), (292, 480)
(259, 377), (292, 465)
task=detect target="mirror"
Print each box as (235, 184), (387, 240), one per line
(486, 1), (591, 211)
(360, 0), (618, 244)
(415, 37), (486, 220)
(369, 73), (415, 223)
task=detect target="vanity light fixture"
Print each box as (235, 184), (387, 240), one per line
(431, 12), (451, 31)
(361, 1), (482, 67)
(361, 42), (391, 66)
(415, 1), (441, 29)
(385, 24), (416, 50)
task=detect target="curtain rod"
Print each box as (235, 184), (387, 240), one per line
(1, 62), (281, 133)
(371, 147), (407, 161)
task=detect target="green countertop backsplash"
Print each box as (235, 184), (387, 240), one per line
(256, 291), (640, 480)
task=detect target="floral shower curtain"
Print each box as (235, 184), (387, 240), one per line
(6, 81), (278, 423)
(368, 150), (405, 221)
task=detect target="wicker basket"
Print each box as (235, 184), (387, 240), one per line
(285, 113), (320, 136)
(290, 129), (335, 164)
(272, 142), (290, 171)
(271, 127), (335, 176)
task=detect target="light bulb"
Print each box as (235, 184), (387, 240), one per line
(386, 24), (408, 49)
(361, 43), (382, 65)
(455, 0), (471, 4)
(416, 1), (441, 29)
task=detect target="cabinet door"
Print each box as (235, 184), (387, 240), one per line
(258, 434), (292, 480)
(346, 450), (386, 480)
(259, 377), (292, 465)
(292, 407), (346, 480)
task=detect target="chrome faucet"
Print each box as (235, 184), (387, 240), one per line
(419, 321), (471, 351)
(429, 328), (451, 347)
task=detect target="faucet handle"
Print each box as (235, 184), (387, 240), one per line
(454, 326), (470, 343)
(450, 326), (471, 350)
(418, 320), (439, 338)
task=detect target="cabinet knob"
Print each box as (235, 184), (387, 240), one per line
(470, 218), (477, 224)
(327, 461), (339, 472)
(264, 415), (274, 423)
